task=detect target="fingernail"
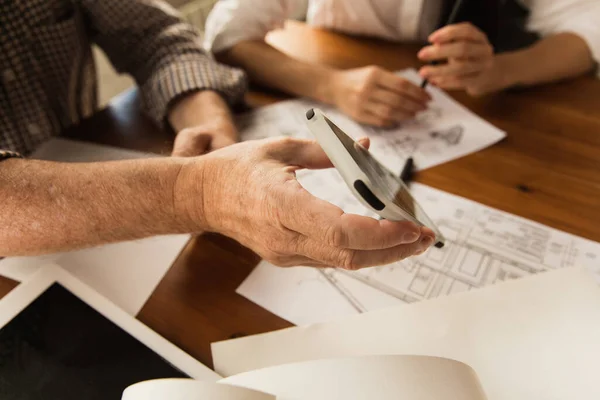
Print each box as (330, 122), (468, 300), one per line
(403, 230), (421, 243)
(420, 236), (434, 249)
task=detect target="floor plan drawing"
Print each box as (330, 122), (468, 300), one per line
(237, 179), (600, 326)
(236, 69), (505, 172)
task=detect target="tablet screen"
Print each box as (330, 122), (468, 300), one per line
(0, 283), (187, 400)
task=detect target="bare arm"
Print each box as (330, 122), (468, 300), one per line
(0, 137), (435, 268)
(0, 157), (192, 256)
(498, 33), (595, 89)
(219, 40), (335, 103)
(220, 40), (430, 127)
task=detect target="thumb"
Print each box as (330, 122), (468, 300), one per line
(281, 137), (371, 170)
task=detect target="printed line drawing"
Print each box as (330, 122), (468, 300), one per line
(310, 187), (600, 311)
(237, 182), (600, 325)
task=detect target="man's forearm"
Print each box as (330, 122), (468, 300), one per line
(498, 33), (595, 89)
(219, 40), (336, 103)
(0, 157), (197, 256)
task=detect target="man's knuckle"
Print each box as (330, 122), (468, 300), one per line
(325, 224), (347, 248)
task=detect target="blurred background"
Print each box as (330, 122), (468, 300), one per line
(96, 0), (218, 106)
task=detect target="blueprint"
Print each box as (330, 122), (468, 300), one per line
(236, 69), (506, 172)
(237, 171), (600, 326)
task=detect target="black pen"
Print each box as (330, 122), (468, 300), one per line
(420, 0), (468, 89)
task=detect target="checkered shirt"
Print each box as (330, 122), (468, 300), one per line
(0, 0), (247, 159)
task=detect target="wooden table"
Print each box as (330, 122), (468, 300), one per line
(2, 21), (600, 369)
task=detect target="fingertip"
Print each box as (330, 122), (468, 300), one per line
(429, 29), (446, 43)
(357, 136), (371, 149)
(419, 235), (435, 251)
(419, 227), (437, 248)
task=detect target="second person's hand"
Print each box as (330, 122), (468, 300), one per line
(418, 22), (504, 96)
(328, 66), (432, 128)
(173, 137), (436, 269)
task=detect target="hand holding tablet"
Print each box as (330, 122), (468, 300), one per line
(305, 108), (445, 248)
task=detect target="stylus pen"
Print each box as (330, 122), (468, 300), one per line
(400, 157), (414, 184)
(420, 0), (468, 89)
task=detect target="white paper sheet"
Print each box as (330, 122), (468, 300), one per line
(236, 179), (600, 326)
(214, 267), (600, 400)
(237, 69), (506, 172)
(220, 355), (486, 400)
(123, 379), (273, 400)
(0, 138), (190, 315)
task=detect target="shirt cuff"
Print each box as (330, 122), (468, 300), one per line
(140, 54), (248, 127)
(0, 150), (23, 161)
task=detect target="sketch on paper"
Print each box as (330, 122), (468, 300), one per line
(235, 69), (505, 172)
(429, 125), (464, 146)
(237, 180), (600, 326)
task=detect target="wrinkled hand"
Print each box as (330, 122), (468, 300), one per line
(418, 22), (505, 96)
(174, 137), (436, 269)
(329, 66), (432, 127)
(172, 118), (238, 157)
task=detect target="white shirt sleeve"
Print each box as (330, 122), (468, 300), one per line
(204, 0), (309, 54)
(523, 0), (600, 65)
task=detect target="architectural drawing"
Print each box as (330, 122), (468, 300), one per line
(237, 178), (600, 325)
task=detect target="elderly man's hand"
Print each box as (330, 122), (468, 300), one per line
(174, 137), (435, 269)
(169, 90), (239, 156)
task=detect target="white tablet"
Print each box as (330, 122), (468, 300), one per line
(305, 108), (445, 248)
(0, 264), (219, 399)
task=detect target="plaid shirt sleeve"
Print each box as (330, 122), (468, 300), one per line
(82, 0), (247, 126)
